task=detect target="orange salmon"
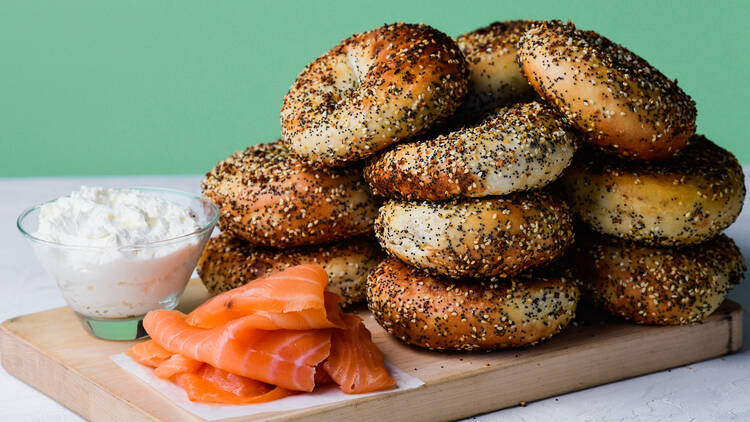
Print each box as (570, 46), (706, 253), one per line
(128, 264), (396, 404)
(324, 314), (397, 394)
(187, 264), (329, 327)
(144, 310), (331, 392)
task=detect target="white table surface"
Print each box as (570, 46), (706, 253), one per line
(1, 175), (749, 422)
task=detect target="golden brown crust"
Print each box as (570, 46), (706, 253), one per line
(374, 191), (575, 278)
(517, 20), (696, 160)
(559, 135), (746, 246)
(201, 140), (378, 247)
(574, 232), (745, 325)
(198, 233), (384, 307)
(455, 20), (537, 115)
(367, 257), (580, 350)
(281, 23), (469, 166)
(364, 102), (578, 200)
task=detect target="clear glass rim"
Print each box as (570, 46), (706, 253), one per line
(16, 187), (219, 250)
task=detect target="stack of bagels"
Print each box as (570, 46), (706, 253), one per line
(198, 20), (746, 351)
(364, 22), (584, 351)
(518, 21), (746, 326)
(531, 23), (748, 325)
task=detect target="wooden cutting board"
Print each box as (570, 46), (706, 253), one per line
(0, 279), (743, 422)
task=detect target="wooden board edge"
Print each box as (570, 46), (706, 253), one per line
(0, 321), (159, 422)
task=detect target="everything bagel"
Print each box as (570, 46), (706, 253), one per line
(197, 233), (383, 307)
(517, 20), (696, 160)
(559, 135), (745, 246)
(574, 232), (745, 325)
(281, 23), (469, 166)
(367, 257), (580, 350)
(374, 191), (575, 278)
(455, 20), (537, 116)
(364, 101), (578, 201)
(201, 140), (378, 247)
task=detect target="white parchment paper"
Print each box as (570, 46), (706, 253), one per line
(111, 353), (424, 420)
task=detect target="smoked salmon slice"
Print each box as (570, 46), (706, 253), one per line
(186, 264), (328, 327)
(144, 310), (331, 392)
(126, 339), (173, 367)
(128, 264), (396, 405)
(188, 291), (346, 330)
(128, 340), (293, 404)
(153, 354), (203, 380)
(324, 314), (397, 394)
(174, 367), (293, 405)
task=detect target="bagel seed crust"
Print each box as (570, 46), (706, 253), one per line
(517, 20), (697, 160)
(365, 101), (579, 200)
(575, 232), (745, 325)
(202, 140), (378, 247)
(374, 191), (575, 278)
(367, 257), (580, 350)
(559, 135), (746, 246)
(281, 23), (470, 166)
(455, 20), (538, 116)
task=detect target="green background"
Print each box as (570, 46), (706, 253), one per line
(2, 0), (748, 177)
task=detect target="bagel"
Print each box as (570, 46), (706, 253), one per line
(559, 135), (745, 246)
(201, 140), (378, 248)
(517, 20), (696, 160)
(280, 23), (469, 167)
(374, 191), (575, 278)
(364, 101), (578, 201)
(367, 257), (580, 350)
(455, 20), (537, 116)
(197, 233), (383, 307)
(574, 232), (746, 325)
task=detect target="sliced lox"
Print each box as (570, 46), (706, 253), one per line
(128, 264), (396, 402)
(188, 291), (346, 331)
(324, 314), (396, 394)
(153, 353), (203, 380)
(128, 340), (292, 405)
(187, 264), (329, 327)
(126, 339), (173, 368)
(144, 310), (331, 392)
(174, 367), (293, 405)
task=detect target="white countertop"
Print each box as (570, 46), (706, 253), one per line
(2, 175), (749, 422)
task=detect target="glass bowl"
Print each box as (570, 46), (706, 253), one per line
(17, 188), (219, 341)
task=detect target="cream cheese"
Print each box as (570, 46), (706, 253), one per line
(35, 186), (200, 250)
(31, 187), (203, 319)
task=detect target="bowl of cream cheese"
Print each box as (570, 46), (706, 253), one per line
(17, 186), (219, 340)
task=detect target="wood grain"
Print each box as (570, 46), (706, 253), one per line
(0, 279), (743, 422)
